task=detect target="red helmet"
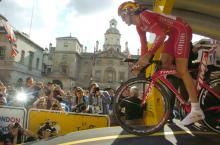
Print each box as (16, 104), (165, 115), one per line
(118, 1), (139, 16)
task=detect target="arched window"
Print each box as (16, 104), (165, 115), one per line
(104, 67), (116, 83)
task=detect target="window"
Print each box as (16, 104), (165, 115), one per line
(119, 72), (125, 82)
(84, 61), (88, 64)
(47, 67), (52, 73)
(104, 68), (116, 83)
(120, 61), (124, 65)
(95, 70), (101, 81)
(61, 65), (67, 74)
(36, 58), (40, 70)
(96, 59), (101, 65)
(20, 50), (25, 64)
(108, 60), (113, 64)
(0, 47), (6, 60)
(64, 42), (68, 47)
(62, 55), (67, 62)
(28, 51), (34, 71)
(107, 71), (114, 83)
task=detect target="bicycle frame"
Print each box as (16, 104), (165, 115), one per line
(142, 47), (220, 113)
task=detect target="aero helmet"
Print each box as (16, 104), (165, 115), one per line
(118, 1), (139, 16)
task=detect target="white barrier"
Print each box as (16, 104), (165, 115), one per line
(0, 106), (27, 134)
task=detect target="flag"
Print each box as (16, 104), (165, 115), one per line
(0, 18), (16, 43)
(0, 16), (18, 57)
(10, 43), (18, 57)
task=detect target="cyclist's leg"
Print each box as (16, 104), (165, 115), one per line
(175, 59), (204, 125)
(162, 40), (179, 122)
(176, 58), (197, 102)
(173, 26), (204, 125)
(160, 53), (173, 65)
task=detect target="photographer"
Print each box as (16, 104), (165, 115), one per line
(0, 123), (37, 145)
(50, 100), (64, 111)
(37, 121), (57, 140)
(93, 87), (111, 114)
(72, 87), (90, 113)
(52, 84), (65, 102)
(22, 77), (42, 109)
(88, 83), (99, 106)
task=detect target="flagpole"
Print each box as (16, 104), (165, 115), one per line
(29, 0), (35, 36)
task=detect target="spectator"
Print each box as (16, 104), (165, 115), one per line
(121, 86), (144, 125)
(94, 87), (111, 115)
(88, 83), (99, 106)
(92, 87), (103, 114)
(32, 89), (59, 110)
(50, 100), (64, 111)
(37, 121), (57, 140)
(52, 84), (65, 102)
(32, 96), (47, 109)
(61, 91), (74, 112)
(104, 88), (115, 113)
(23, 77), (40, 109)
(72, 87), (90, 113)
(0, 123), (38, 145)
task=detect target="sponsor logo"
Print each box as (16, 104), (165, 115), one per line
(159, 16), (174, 25)
(177, 33), (186, 55)
(197, 52), (208, 90)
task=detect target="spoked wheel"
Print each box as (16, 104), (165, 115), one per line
(199, 78), (220, 133)
(113, 77), (171, 135)
(173, 101), (188, 120)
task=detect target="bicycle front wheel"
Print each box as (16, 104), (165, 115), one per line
(113, 77), (170, 135)
(199, 78), (220, 133)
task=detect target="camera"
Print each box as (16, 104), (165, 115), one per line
(93, 87), (100, 94)
(11, 122), (24, 134)
(76, 103), (86, 112)
(43, 122), (51, 130)
(13, 122), (21, 128)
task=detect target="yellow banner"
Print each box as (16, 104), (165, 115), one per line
(27, 109), (110, 136)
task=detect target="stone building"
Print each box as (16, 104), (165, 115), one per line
(0, 30), (44, 86)
(43, 19), (135, 90)
(0, 15), (44, 86)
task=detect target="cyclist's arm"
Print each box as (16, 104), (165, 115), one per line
(147, 23), (166, 55)
(136, 27), (148, 56)
(139, 12), (166, 55)
(149, 31), (166, 54)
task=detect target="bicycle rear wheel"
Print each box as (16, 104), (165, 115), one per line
(199, 78), (220, 133)
(113, 77), (170, 135)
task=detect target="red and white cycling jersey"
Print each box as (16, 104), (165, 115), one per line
(137, 10), (192, 58)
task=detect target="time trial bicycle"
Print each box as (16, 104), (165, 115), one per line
(113, 47), (220, 135)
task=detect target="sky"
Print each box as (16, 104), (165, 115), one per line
(0, 0), (208, 55)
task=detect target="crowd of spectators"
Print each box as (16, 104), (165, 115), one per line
(0, 77), (116, 144)
(0, 77), (114, 114)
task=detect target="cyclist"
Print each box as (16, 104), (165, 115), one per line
(118, 1), (204, 125)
